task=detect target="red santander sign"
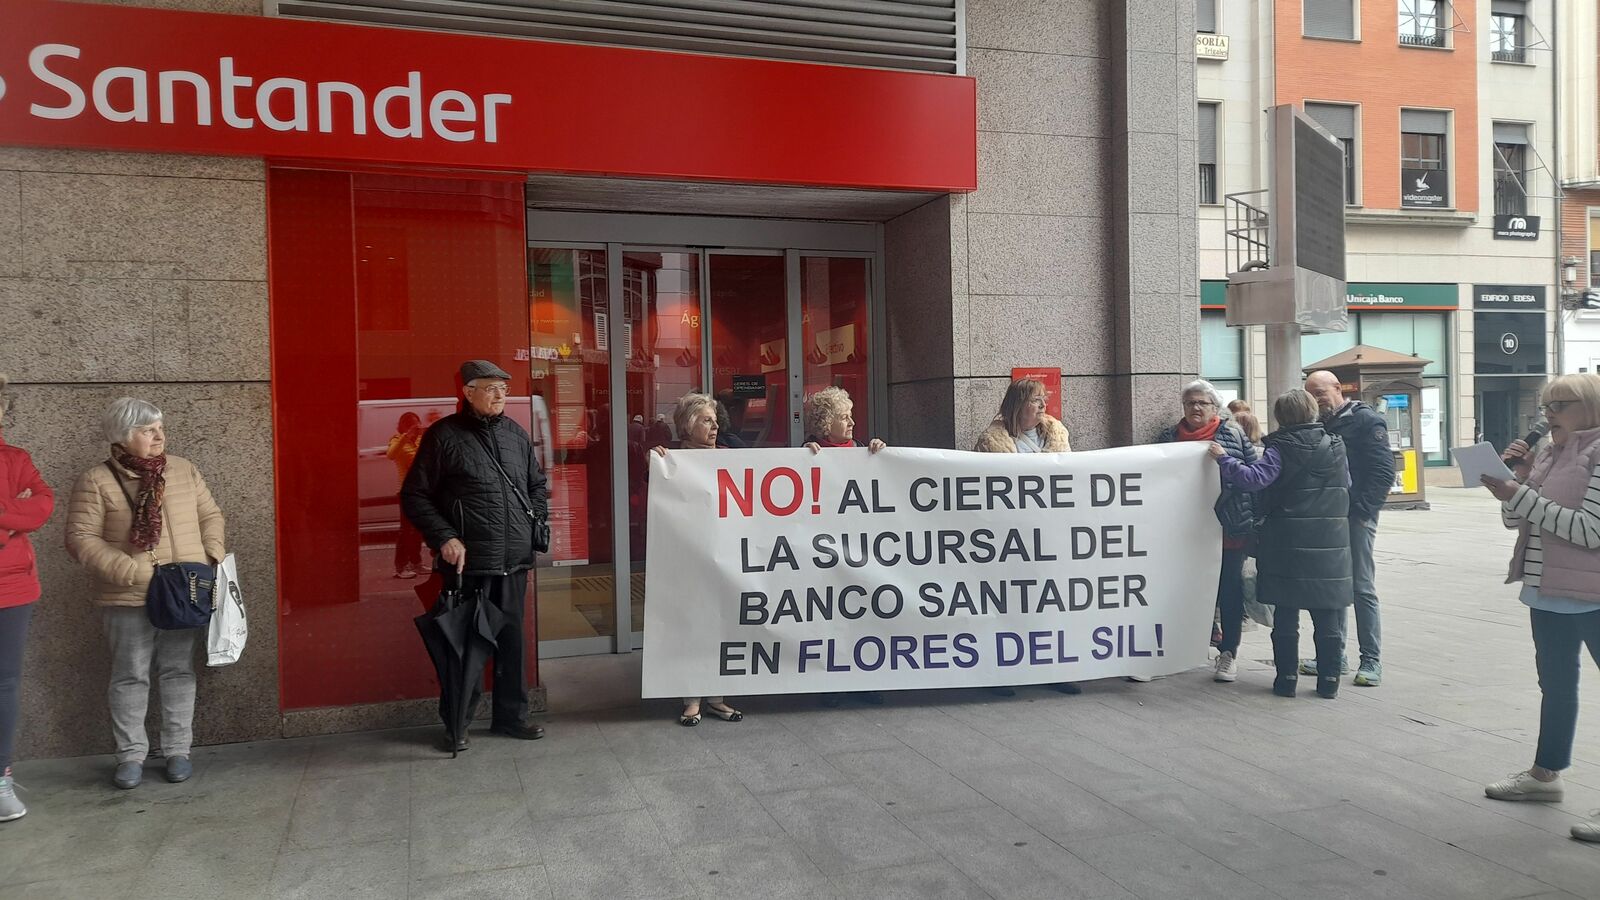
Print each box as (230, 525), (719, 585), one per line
(0, 0), (977, 191)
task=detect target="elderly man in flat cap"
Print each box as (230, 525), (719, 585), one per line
(402, 360), (550, 750)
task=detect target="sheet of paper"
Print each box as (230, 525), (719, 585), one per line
(1453, 441), (1514, 488)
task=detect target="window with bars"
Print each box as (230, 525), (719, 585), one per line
(1198, 102), (1220, 204)
(1305, 102), (1358, 206)
(1493, 123), (1530, 216)
(1400, 0), (1446, 47)
(1304, 0), (1355, 39)
(1491, 13), (1525, 61)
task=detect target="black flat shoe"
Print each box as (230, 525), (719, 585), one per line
(707, 704), (743, 722)
(489, 722), (545, 740)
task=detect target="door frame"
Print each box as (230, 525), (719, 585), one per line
(526, 212), (885, 655)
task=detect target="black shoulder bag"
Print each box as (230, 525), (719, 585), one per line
(468, 436), (551, 553)
(108, 462), (215, 630)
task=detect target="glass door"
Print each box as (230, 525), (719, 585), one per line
(708, 253), (794, 447)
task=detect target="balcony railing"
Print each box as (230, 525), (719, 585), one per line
(1491, 47), (1526, 63)
(1199, 164), (1218, 205)
(1494, 174), (1528, 217)
(1400, 30), (1445, 47)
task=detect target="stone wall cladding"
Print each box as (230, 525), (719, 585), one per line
(0, 0), (278, 759)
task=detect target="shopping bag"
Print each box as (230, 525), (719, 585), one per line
(206, 553), (248, 666)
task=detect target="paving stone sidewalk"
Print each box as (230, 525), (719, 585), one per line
(3, 486), (1599, 899)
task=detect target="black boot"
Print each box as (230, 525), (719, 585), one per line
(1313, 618), (1342, 699)
(1273, 674), (1298, 697)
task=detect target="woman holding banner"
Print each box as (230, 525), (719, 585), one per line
(974, 377), (1080, 697)
(802, 386), (886, 707)
(652, 392), (745, 727)
(1209, 389), (1351, 700)
(1158, 379), (1257, 684)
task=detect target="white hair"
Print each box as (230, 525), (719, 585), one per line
(804, 386), (853, 441)
(671, 392), (715, 437)
(102, 397), (163, 445)
(1180, 379), (1224, 411)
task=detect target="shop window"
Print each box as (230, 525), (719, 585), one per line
(1490, 1), (1526, 62)
(1197, 0), (1216, 34)
(1492, 123), (1529, 216)
(1304, 0), (1355, 40)
(1400, 109), (1450, 208)
(1198, 102), (1220, 205)
(1399, 0), (1446, 47)
(1200, 310), (1243, 387)
(1305, 102), (1359, 205)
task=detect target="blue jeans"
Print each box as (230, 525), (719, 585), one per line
(1531, 607), (1600, 771)
(0, 603), (32, 770)
(1337, 517), (1380, 665)
(1217, 548), (1247, 655)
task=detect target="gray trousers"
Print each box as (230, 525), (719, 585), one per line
(102, 608), (199, 763)
(1337, 517), (1381, 665)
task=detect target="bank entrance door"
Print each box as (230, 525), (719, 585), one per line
(527, 212), (881, 657)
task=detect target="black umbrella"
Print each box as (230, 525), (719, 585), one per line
(413, 573), (505, 757)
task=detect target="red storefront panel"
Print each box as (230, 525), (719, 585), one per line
(0, 0), (976, 191)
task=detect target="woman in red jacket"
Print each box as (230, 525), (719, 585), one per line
(0, 377), (55, 823)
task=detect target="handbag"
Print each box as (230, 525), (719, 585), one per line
(469, 434), (551, 553)
(107, 462), (215, 630)
(207, 552), (248, 666)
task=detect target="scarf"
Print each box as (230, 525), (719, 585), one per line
(811, 436), (857, 448)
(112, 446), (167, 551)
(1176, 416), (1222, 442)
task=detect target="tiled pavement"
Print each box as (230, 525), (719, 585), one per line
(4, 485), (1600, 899)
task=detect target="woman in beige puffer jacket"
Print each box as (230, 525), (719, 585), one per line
(64, 398), (224, 791)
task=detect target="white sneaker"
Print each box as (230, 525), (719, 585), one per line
(1213, 651), (1238, 683)
(1485, 770), (1564, 802)
(1573, 812), (1600, 843)
(0, 774), (25, 822)
(1125, 675), (1154, 683)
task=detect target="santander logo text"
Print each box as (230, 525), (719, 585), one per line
(24, 43), (512, 143)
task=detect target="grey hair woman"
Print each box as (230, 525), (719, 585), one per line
(64, 398), (226, 790)
(802, 386), (885, 454)
(651, 392), (745, 727)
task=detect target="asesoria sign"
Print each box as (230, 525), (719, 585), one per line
(0, 0), (977, 191)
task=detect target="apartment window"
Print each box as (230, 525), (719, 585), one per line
(1305, 102), (1359, 205)
(1400, 0), (1446, 47)
(1197, 0), (1216, 33)
(1590, 218), (1600, 288)
(1303, 0), (1355, 40)
(1490, 0), (1527, 62)
(1400, 109), (1450, 208)
(1493, 123), (1529, 216)
(1198, 102), (1220, 204)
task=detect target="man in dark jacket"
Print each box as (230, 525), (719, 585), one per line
(1303, 370), (1396, 687)
(402, 360), (550, 749)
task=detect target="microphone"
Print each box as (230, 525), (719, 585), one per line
(1511, 420), (1549, 457)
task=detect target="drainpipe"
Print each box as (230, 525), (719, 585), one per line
(1553, 0), (1566, 374)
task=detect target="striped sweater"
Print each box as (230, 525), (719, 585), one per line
(1502, 456), (1600, 595)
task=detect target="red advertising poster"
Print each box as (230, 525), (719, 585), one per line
(1011, 367), (1063, 420)
(545, 463), (589, 564)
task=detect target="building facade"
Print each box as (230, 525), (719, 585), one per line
(1557, 0), (1600, 372)
(1, 0), (1199, 758)
(1198, 0), (1560, 459)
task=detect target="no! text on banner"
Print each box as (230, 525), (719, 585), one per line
(641, 444), (1222, 698)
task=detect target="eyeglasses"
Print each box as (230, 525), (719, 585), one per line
(1183, 400), (1216, 409)
(1539, 400), (1577, 414)
(1029, 397), (1047, 407)
(469, 383), (510, 396)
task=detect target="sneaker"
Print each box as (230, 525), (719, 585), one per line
(0, 773), (25, 822)
(1213, 651), (1238, 683)
(397, 564), (417, 579)
(1125, 675), (1154, 683)
(1485, 770), (1564, 802)
(1573, 811), (1600, 843)
(113, 761), (142, 790)
(165, 756), (193, 783)
(1299, 656), (1350, 676)
(1353, 661), (1382, 687)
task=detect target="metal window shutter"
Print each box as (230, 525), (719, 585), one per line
(1491, 0), (1525, 15)
(271, 0), (961, 73)
(1198, 103), (1218, 165)
(1303, 0), (1354, 39)
(1493, 122), (1529, 144)
(1304, 103), (1354, 141)
(1196, 0), (1216, 33)
(1401, 109), (1449, 134)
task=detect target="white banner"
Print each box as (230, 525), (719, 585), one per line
(642, 444), (1221, 698)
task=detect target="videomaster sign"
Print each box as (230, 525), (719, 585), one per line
(0, 0), (976, 190)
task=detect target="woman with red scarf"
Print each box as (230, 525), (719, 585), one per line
(1158, 380), (1259, 684)
(65, 398), (226, 791)
(801, 387), (886, 707)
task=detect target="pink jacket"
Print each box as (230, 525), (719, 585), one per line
(0, 432), (55, 607)
(1505, 426), (1600, 604)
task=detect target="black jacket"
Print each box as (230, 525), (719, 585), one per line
(1255, 423), (1353, 610)
(1322, 400), (1394, 522)
(401, 411), (549, 575)
(1158, 418), (1258, 537)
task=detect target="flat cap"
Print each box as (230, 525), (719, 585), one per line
(459, 359), (512, 384)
